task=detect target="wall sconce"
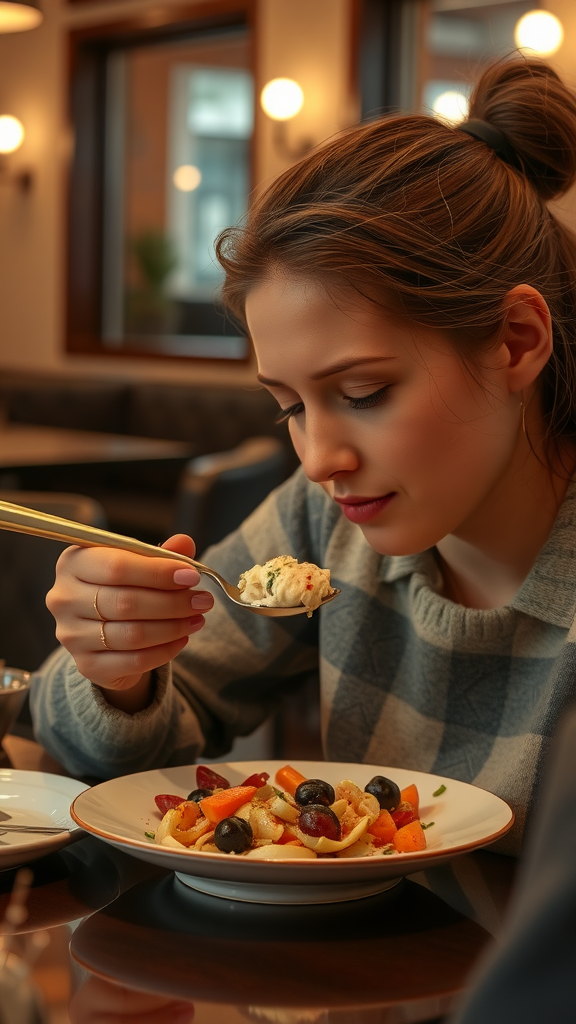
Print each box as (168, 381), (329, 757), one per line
(0, 1), (42, 33)
(260, 78), (313, 161)
(514, 10), (564, 56)
(0, 115), (33, 191)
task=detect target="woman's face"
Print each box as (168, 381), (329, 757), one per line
(245, 274), (523, 556)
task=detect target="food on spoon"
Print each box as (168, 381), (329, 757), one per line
(149, 764), (433, 859)
(237, 556), (335, 615)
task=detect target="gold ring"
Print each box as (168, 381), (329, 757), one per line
(93, 589), (106, 622)
(100, 622), (111, 650)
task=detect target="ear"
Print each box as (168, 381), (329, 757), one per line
(498, 285), (552, 394)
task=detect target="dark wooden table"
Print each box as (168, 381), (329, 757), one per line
(0, 737), (517, 1024)
(0, 424), (194, 470)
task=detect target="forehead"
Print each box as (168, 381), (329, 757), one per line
(245, 274), (399, 369)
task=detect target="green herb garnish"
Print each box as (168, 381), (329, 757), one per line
(265, 568), (281, 594)
(433, 784), (446, 797)
(421, 822), (435, 830)
(144, 831), (155, 840)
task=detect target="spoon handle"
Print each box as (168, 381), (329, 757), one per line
(0, 498), (208, 571)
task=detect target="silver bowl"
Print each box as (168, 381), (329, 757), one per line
(0, 667), (30, 743)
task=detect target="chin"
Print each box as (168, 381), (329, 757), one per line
(359, 522), (442, 558)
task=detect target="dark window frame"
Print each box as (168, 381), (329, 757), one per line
(66, 0), (256, 364)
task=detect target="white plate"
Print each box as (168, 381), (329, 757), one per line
(71, 761), (514, 904)
(0, 769), (89, 870)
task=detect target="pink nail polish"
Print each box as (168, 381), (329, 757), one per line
(173, 568), (200, 586)
(191, 593), (213, 610)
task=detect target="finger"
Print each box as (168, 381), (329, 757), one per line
(84, 584), (214, 622)
(57, 545), (201, 590)
(72, 634), (197, 689)
(90, 615), (205, 653)
(160, 533), (196, 558)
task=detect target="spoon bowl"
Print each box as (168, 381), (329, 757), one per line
(0, 499), (339, 617)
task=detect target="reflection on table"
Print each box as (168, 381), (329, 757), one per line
(0, 737), (517, 1024)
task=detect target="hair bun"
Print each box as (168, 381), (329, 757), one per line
(468, 57), (576, 200)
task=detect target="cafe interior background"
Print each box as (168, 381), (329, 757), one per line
(0, 4), (575, 1022)
(1, 0), (576, 755)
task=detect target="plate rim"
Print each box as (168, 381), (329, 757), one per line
(0, 768), (89, 862)
(70, 760), (515, 869)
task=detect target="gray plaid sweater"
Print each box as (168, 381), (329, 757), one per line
(31, 468), (576, 854)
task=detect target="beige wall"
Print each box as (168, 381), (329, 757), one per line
(0, 0), (354, 385)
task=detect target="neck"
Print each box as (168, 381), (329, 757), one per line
(436, 436), (575, 610)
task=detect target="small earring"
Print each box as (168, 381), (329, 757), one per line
(520, 393), (526, 435)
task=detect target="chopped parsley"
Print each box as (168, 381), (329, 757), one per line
(421, 822), (435, 830)
(433, 784), (446, 797)
(144, 831), (155, 841)
(265, 568), (282, 594)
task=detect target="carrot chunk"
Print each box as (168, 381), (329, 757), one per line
(199, 785), (258, 824)
(368, 809), (397, 845)
(400, 784), (420, 815)
(393, 820), (426, 853)
(275, 765), (307, 797)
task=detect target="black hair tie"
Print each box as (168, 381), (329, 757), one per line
(459, 119), (523, 172)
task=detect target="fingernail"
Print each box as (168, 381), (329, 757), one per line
(173, 568), (200, 586)
(190, 593), (213, 610)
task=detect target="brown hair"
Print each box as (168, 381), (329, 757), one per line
(217, 57), (576, 439)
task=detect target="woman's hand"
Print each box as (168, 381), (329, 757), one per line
(46, 534), (213, 709)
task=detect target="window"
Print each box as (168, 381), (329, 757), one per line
(67, 2), (255, 362)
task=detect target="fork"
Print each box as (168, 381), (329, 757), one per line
(0, 498), (339, 616)
(0, 824), (70, 835)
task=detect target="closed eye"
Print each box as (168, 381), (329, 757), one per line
(344, 385), (391, 410)
(274, 401), (304, 424)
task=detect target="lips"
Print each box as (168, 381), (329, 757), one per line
(334, 493), (396, 524)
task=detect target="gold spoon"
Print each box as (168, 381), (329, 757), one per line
(0, 498), (339, 617)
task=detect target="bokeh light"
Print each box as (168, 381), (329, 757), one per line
(432, 90), (469, 125)
(0, 115), (25, 153)
(173, 165), (202, 192)
(514, 10), (564, 56)
(260, 78), (304, 121)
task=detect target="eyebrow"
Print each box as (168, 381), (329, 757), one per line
(257, 356), (395, 387)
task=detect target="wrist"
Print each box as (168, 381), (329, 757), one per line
(100, 671), (154, 714)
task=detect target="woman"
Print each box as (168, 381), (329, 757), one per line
(32, 58), (576, 854)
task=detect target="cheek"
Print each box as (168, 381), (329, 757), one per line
(372, 376), (515, 495)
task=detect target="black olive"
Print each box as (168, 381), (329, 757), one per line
(214, 816), (253, 854)
(364, 776), (401, 811)
(298, 804), (341, 841)
(187, 788), (212, 803)
(295, 779), (335, 807)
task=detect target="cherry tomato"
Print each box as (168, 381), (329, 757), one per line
(154, 794), (184, 815)
(391, 808), (418, 830)
(196, 765), (230, 791)
(241, 772), (270, 788)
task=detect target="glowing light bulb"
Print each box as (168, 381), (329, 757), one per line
(514, 10), (564, 56)
(173, 165), (202, 192)
(260, 78), (304, 121)
(0, 115), (25, 153)
(432, 90), (469, 125)
(0, 2), (42, 33)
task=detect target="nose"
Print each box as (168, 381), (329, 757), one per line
(292, 412), (360, 483)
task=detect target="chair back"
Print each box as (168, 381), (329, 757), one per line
(172, 437), (288, 554)
(0, 492), (107, 672)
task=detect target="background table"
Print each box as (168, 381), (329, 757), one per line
(0, 423), (194, 470)
(0, 737), (518, 1024)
